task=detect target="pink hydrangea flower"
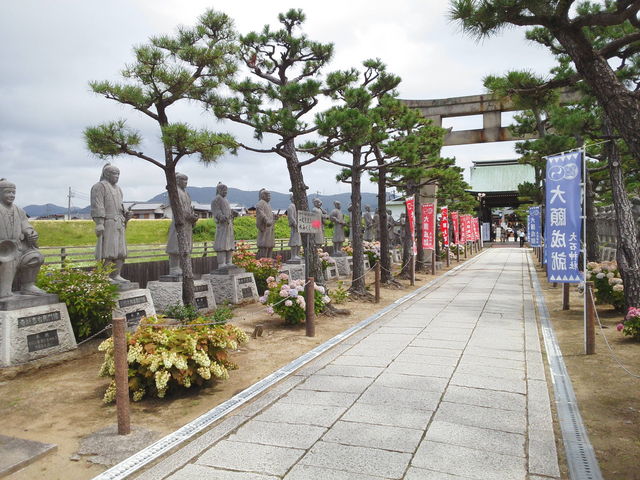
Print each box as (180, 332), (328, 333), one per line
(617, 323), (624, 331)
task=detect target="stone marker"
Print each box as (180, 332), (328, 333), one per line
(0, 179), (76, 366)
(147, 279), (216, 313)
(111, 289), (156, 328)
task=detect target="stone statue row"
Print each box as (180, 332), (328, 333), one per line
(0, 164), (409, 299)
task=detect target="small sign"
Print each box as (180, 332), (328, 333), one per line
(195, 297), (208, 309)
(194, 284), (209, 293)
(119, 295), (148, 308)
(27, 330), (60, 352)
(125, 310), (146, 323)
(298, 211), (322, 234)
(238, 277), (253, 285)
(18, 311), (61, 328)
(241, 287), (254, 299)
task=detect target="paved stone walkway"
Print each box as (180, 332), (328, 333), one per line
(135, 248), (561, 480)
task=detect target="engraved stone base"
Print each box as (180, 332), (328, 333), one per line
(331, 256), (351, 277)
(147, 280), (216, 314)
(0, 302), (76, 367)
(202, 272), (258, 305)
(112, 289), (156, 328)
(285, 257), (304, 265)
(210, 265), (245, 276)
(391, 248), (401, 264)
(363, 257), (371, 271)
(158, 274), (182, 282)
(278, 264), (306, 283)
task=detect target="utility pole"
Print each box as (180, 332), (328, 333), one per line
(67, 187), (72, 221)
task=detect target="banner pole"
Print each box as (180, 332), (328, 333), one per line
(582, 146), (588, 354)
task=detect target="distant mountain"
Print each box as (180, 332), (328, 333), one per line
(24, 188), (380, 217)
(148, 187), (379, 211)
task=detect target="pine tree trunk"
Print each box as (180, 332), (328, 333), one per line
(584, 170), (600, 262)
(164, 168), (195, 306)
(281, 139), (321, 283)
(554, 27), (640, 166)
(349, 152), (367, 295)
(376, 164), (392, 284)
(399, 208), (413, 278)
(603, 118), (640, 310)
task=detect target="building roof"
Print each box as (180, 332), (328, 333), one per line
(469, 159), (535, 193)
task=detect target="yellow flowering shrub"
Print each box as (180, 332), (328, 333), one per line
(98, 316), (248, 403)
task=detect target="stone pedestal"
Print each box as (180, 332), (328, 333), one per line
(1, 297), (77, 367)
(147, 280), (216, 314)
(363, 257), (371, 271)
(112, 289), (156, 327)
(202, 270), (259, 305)
(279, 264), (306, 283)
(332, 256), (351, 277)
(324, 263), (339, 281)
(391, 248), (401, 264)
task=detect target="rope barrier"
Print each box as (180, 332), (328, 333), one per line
(590, 293), (640, 379)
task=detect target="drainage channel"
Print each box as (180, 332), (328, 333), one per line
(94, 252), (488, 480)
(527, 255), (603, 480)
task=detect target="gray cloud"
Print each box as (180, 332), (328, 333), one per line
(1, 0), (555, 208)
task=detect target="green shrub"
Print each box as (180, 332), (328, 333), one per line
(98, 316), (248, 402)
(586, 261), (624, 311)
(36, 262), (119, 340)
(329, 281), (350, 304)
(259, 274), (329, 325)
(164, 301), (235, 325)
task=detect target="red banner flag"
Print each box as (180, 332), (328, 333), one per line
(422, 203), (435, 250)
(466, 215), (473, 242)
(440, 206), (449, 248)
(405, 196), (417, 255)
(451, 211), (459, 244)
(473, 218), (480, 241)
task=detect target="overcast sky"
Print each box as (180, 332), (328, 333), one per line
(0, 0), (557, 209)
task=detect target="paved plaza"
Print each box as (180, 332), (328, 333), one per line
(134, 248), (561, 480)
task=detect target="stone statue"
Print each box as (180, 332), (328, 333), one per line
(631, 198), (640, 241)
(256, 188), (275, 259)
(373, 209), (380, 241)
(0, 179), (46, 298)
(330, 201), (347, 255)
(387, 210), (398, 246)
(166, 173), (198, 276)
(287, 195), (302, 262)
(364, 205), (375, 241)
(211, 183), (235, 268)
(312, 198), (328, 246)
(91, 164), (131, 283)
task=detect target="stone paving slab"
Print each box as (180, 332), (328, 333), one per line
(298, 442), (411, 479)
(127, 249), (562, 480)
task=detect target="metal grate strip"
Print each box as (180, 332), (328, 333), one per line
(527, 255), (603, 480)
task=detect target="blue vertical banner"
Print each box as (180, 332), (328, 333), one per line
(528, 206), (541, 247)
(545, 151), (583, 282)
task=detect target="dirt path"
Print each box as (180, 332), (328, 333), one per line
(0, 262), (456, 480)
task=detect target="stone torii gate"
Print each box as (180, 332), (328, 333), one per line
(402, 89), (580, 146)
(400, 90), (580, 244)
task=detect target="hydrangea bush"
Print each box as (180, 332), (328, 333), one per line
(259, 273), (330, 325)
(586, 261), (624, 311)
(318, 248), (336, 271)
(37, 262), (119, 340)
(233, 241), (282, 294)
(617, 307), (640, 340)
(363, 241), (380, 265)
(98, 316), (248, 402)
(341, 244), (354, 256)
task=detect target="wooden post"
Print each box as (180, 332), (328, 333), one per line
(374, 262), (380, 303)
(60, 247), (67, 264)
(456, 245), (460, 262)
(431, 250), (436, 275)
(585, 282), (596, 355)
(305, 277), (315, 337)
(446, 247), (450, 267)
(202, 241), (208, 257)
(112, 317), (131, 435)
(562, 283), (570, 310)
(464, 242), (468, 259)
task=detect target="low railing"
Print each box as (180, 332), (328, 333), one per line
(40, 239), (293, 266)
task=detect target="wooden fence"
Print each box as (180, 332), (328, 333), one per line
(40, 239), (296, 288)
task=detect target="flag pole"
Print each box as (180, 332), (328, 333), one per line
(582, 145), (588, 353)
